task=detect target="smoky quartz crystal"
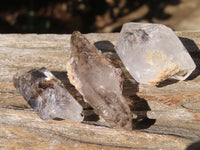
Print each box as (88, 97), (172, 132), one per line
(67, 31), (132, 130)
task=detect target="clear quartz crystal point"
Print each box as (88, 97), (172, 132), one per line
(13, 67), (83, 122)
(116, 22), (196, 85)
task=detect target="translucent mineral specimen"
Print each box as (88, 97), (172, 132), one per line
(13, 67), (83, 122)
(67, 31), (132, 130)
(116, 22), (196, 85)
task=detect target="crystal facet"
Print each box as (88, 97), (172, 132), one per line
(116, 23), (196, 85)
(67, 31), (132, 130)
(13, 67), (83, 122)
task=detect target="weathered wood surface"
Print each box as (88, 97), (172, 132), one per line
(0, 32), (200, 150)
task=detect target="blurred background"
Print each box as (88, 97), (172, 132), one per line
(0, 0), (199, 34)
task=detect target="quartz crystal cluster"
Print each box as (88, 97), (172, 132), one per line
(13, 67), (83, 122)
(116, 23), (196, 85)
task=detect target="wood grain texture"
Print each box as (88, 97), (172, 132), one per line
(0, 32), (200, 150)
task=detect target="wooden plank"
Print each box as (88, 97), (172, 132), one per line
(0, 32), (200, 149)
